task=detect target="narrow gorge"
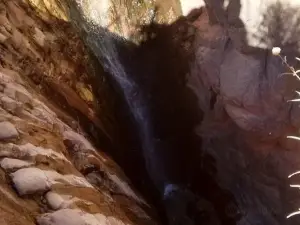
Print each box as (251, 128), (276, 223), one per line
(0, 0), (300, 225)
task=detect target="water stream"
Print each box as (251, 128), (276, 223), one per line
(89, 29), (170, 195)
(66, 2), (227, 224)
(70, 0), (183, 199)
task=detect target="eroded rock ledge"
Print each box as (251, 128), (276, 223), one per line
(0, 69), (157, 225)
(0, 1), (162, 224)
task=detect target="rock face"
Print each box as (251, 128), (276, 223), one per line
(179, 0), (300, 48)
(0, 68), (157, 225)
(187, 6), (300, 225)
(67, 0), (182, 43)
(0, 0), (116, 144)
(0, 0), (158, 224)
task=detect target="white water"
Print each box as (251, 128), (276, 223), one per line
(85, 29), (171, 195)
(68, 0), (173, 197)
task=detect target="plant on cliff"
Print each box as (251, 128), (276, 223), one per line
(272, 47), (300, 219)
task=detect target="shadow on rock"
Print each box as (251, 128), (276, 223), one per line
(76, 9), (241, 225)
(134, 16), (240, 224)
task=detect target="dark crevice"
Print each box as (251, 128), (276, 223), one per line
(63, 2), (243, 224)
(80, 16), (240, 225)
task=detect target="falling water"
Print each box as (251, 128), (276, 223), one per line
(66, 2), (211, 224)
(92, 32), (171, 194)
(67, 0), (172, 197)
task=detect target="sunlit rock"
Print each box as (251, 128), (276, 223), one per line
(0, 121), (18, 140)
(0, 1), (158, 224)
(0, 158), (33, 171)
(11, 167), (93, 195)
(67, 0), (182, 42)
(37, 209), (129, 225)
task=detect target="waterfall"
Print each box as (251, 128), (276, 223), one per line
(80, 26), (198, 225)
(66, 2), (205, 224)
(67, 1), (172, 196)
(90, 31), (170, 194)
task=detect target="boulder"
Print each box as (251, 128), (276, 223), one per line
(0, 121), (19, 140)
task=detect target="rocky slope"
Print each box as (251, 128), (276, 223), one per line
(0, 0), (120, 143)
(0, 0), (160, 224)
(0, 67), (158, 225)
